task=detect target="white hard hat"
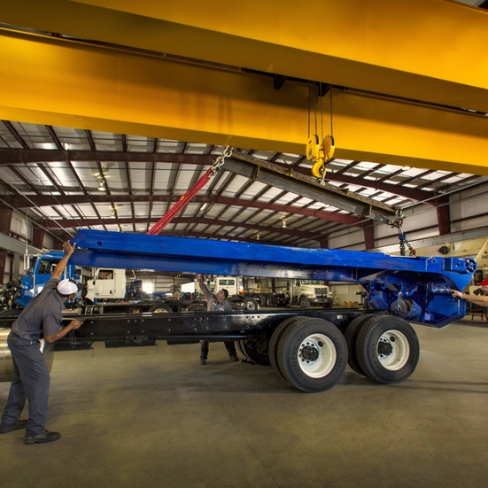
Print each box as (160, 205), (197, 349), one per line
(57, 279), (79, 296)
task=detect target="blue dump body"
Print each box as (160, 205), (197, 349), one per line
(71, 229), (477, 328)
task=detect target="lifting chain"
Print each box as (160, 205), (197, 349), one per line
(392, 208), (416, 257)
(213, 146), (233, 173)
(392, 208), (417, 256)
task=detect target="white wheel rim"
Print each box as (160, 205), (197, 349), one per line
(377, 329), (410, 370)
(153, 307), (169, 313)
(297, 333), (336, 378)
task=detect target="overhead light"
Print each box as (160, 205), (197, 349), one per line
(281, 216), (287, 228)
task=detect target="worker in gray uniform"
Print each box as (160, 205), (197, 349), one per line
(0, 240), (84, 445)
(196, 274), (239, 365)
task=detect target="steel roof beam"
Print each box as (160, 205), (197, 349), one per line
(0, 148), (433, 203)
(2, 193), (363, 225)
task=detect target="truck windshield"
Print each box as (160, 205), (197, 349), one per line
(38, 259), (60, 274)
(218, 279), (235, 286)
(98, 270), (114, 280)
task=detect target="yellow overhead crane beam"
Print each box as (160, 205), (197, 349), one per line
(1, 28), (488, 175)
(1, 0), (488, 175)
(3, 0), (488, 112)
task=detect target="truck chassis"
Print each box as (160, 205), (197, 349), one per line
(36, 307), (414, 394)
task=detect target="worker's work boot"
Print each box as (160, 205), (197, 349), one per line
(200, 358), (207, 365)
(24, 431), (61, 445)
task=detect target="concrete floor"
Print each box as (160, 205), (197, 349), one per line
(1, 317), (487, 488)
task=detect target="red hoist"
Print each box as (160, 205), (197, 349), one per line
(146, 146), (232, 236)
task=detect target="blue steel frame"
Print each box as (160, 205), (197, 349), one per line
(71, 229), (477, 328)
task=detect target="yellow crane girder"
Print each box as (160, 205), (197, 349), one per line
(3, 0), (488, 111)
(1, 0), (488, 175)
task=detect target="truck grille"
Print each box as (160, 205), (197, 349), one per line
(314, 288), (328, 298)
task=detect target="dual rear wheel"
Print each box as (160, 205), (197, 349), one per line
(267, 314), (420, 392)
(269, 316), (348, 393)
(345, 314), (420, 384)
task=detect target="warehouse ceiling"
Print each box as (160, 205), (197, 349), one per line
(1, 0), (488, 249)
(1, 121), (488, 249)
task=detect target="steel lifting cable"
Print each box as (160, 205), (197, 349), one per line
(307, 84), (335, 181)
(147, 146), (232, 236)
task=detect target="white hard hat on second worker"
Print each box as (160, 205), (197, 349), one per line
(57, 279), (79, 295)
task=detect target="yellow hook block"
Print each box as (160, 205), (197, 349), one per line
(307, 135), (335, 179)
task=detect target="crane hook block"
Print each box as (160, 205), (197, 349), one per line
(308, 135), (335, 179)
(306, 134), (320, 161)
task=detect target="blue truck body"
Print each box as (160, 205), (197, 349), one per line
(71, 229), (476, 328)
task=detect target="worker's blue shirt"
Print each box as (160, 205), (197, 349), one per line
(12, 277), (66, 340)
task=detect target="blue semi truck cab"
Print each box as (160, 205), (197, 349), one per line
(17, 251), (80, 308)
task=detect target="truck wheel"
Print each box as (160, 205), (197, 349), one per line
(356, 315), (420, 384)
(269, 316), (310, 380)
(276, 318), (348, 393)
(243, 298), (259, 311)
(265, 297), (273, 307)
(344, 315), (375, 376)
(299, 296), (310, 308)
(148, 303), (173, 313)
(237, 337), (270, 366)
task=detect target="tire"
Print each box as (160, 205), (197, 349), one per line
(299, 296), (310, 309)
(242, 298), (259, 311)
(344, 315), (375, 376)
(276, 318), (348, 393)
(237, 337), (270, 365)
(356, 315), (420, 384)
(265, 297), (273, 307)
(269, 316), (310, 380)
(148, 303), (173, 313)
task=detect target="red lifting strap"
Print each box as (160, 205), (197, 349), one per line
(147, 167), (214, 236)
